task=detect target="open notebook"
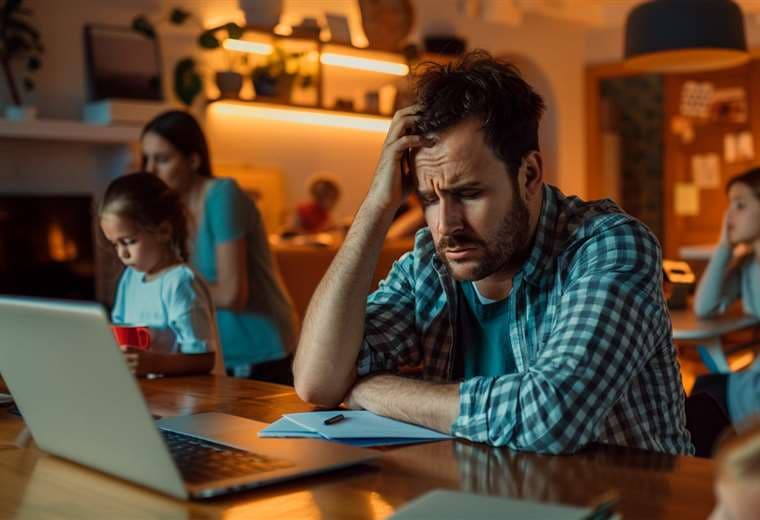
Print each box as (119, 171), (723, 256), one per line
(259, 411), (452, 447)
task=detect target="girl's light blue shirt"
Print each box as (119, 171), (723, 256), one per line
(111, 265), (218, 355)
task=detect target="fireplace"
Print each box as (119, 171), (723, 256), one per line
(0, 195), (96, 300)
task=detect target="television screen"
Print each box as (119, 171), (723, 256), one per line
(84, 24), (163, 101)
(0, 195), (95, 300)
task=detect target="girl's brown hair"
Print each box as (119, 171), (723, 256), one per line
(99, 172), (190, 261)
(727, 167), (760, 197)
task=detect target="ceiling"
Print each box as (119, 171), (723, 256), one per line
(464, 0), (760, 28)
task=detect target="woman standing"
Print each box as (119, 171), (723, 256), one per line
(141, 110), (298, 383)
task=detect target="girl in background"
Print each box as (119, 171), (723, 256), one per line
(141, 111), (298, 384)
(694, 168), (760, 319)
(688, 168), (760, 456)
(100, 172), (223, 376)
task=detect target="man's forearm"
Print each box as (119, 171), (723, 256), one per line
(293, 200), (397, 406)
(348, 375), (460, 433)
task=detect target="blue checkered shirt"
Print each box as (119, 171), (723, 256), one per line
(357, 185), (693, 455)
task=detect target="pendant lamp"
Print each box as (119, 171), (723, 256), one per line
(624, 0), (749, 72)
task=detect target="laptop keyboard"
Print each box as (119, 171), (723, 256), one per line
(160, 429), (294, 484)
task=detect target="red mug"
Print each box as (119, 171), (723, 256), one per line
(111, 324), (152, 351)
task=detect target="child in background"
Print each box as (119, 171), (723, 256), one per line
(694, 167), (760, 319)
(100, 172), (224, 376)
(688, 168), (760, 456)
(293, 174), (341, 233)
(710, 422), (760, 520)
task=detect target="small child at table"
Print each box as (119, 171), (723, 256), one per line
(710, 422), (760, 520)
(100, 172), (224, 376)
(293, 174), (341, 233)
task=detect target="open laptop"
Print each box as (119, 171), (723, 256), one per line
(0, 296), (376, 499)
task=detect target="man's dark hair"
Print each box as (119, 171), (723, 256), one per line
(414, 50), (545, 177)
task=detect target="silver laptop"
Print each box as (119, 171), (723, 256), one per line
(0, 296), (376, 499)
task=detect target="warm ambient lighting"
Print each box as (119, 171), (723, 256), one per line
(209, 101), (391, 133)
(320, 52), (409, 76)
(223, 39), (273, 55)
(223, 39), (407, 76)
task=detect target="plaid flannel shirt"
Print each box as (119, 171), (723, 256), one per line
(357, 185), (693, 455)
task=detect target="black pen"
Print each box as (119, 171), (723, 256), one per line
(323, 413), (345, 425)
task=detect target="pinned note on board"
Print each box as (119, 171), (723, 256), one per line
(691, 153), (721, 189)
(675, 182), (700, 216)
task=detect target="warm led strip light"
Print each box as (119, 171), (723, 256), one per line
(223, 39), (408, 76)
(320, 52), (409, 75)
(210, 101), (391, 133)
(223, 39), (273, 55)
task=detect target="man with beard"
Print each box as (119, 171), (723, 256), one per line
(293, 51), (692, 455)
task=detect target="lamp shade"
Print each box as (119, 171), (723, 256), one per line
(624, 0), (749, 72)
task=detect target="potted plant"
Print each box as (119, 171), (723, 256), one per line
(0, 0), (43, 120)
(133, 9), (249, 105)
(252, 46), (315, 104)
(196, 23), (248, 100)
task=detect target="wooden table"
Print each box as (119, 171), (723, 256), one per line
(671, 307), (760, 372)
(273, 238), (413, 320)
(0, 376), (715, 519)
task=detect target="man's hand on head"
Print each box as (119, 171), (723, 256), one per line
(366, 104), (432, 214)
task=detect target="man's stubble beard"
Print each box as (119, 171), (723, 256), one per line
(436, 191), (530, 281)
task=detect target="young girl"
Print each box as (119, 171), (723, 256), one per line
(689, 169), (760, 451)
(100, 172), (224, 376)
(293, 174), (341, 233)
(710, 422), (760, 520)
(694, 167), (760, 319)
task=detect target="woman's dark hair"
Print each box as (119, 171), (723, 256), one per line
(141, 110), (213, 178)
(727, 167), (760, 198)
(413, 49), (546, 178)
(99, 172), (190, 261)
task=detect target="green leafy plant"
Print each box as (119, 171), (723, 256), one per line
(251, 46), (315, 99)
(132, 8), (249, 106)
(0, 0), (43, 106)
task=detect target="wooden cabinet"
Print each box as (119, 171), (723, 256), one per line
(663, 63), (760, 258)
(586, 60), (760, 259)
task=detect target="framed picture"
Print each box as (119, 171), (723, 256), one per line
(83, 24), (163, 101)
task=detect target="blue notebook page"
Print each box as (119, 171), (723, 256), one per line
(259, 416), (443, 447)
(284, 411), (452, 440)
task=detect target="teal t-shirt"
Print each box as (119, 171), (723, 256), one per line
(455, 281), (517, 379)
(191, 178), (296, 369)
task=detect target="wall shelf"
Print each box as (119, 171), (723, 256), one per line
(0, 118), (140, 144)
(208, 99), (392, 133)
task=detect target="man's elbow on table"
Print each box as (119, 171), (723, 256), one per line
(293, 362), (354, 408)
